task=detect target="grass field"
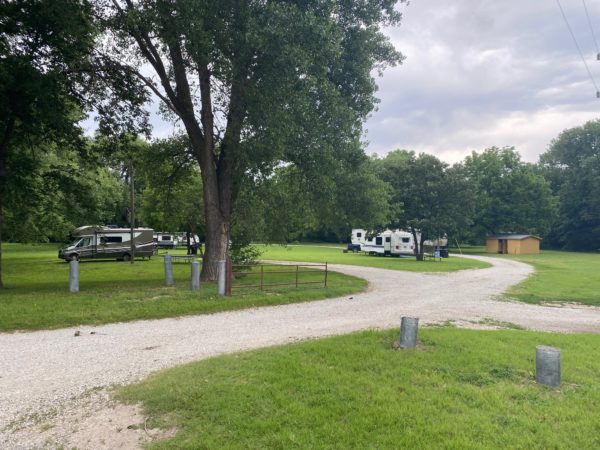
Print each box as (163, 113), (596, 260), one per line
(0, 244), (365, 332)
(259, 244), (491, 272)
(452, 246), (600, 306)
(119, 327), (600, 449)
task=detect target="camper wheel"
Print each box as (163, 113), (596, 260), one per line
(121, 253), (131, 262)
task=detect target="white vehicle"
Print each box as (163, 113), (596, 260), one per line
(350, 228), (449, 257)
(360, 229), (415, 256)
(58, 226), (155, 261)
(155, 233), (179, 249)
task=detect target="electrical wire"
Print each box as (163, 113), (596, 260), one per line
(556, 0), (599, 93)
(582, 0), (600, 55)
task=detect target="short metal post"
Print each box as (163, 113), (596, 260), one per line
(324, 262), (328, 287)
(536, 346), (561, 387)
(295, 265), (299, 288)
(69, 260), (79, 293)
(191, 261), (200, 290)
(164, 255), (174, 286)
(217, 260), (226, 296)
(400, 316), (419, 349)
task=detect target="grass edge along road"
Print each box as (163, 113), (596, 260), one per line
(0, 244), (365, 332)
(458, 246), (600, 306)
(118, 327), (600, 449)
(258, 244), (491, 272)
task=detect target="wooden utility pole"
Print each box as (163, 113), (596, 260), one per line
(129, 160), (135, 264)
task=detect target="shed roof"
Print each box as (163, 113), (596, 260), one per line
(486, 234), (541, 241)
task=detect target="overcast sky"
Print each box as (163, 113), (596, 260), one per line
(365, 0), (600, 163)
(85, 1), (600, 164)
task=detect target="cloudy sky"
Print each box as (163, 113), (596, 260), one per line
(86, 1), (600, 164)
(365, 0), (600, 163)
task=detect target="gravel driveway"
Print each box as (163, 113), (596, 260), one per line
(2, 255), (600, 449)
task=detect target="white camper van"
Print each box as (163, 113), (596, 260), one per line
(58, 226), (155, 261)
(154, 233), (179, 249)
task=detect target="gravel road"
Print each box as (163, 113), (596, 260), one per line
(2, 255), (600, 449)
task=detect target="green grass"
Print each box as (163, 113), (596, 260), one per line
(0, 244), (365, 332)
(504, 251), (600, 306)
(451, 246), (600, 306)
(118, 327), (600, 449)
(259, 244), (490, 272)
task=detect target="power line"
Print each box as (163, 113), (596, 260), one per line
(556, 0), (599, 94)
(582, 0), (600, 56)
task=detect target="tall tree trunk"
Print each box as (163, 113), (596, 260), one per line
(0, 116), (14, 288)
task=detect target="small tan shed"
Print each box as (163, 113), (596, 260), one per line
(486, 235), (541, 255)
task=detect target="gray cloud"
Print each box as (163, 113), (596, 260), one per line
(366, 0), (600, 163)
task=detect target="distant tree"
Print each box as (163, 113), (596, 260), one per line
(0, 0), (95, 287)
(460, 147), (557, 242)
(93, 0), (405, 279)
(540, 121), (600, 250)
(377, 150), (473, 260)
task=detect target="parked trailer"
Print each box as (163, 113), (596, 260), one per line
(349, 228), (449, 257)
(58, 225), (155, 261)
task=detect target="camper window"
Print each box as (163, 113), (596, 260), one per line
(402, 237), (410, 243)
(385, 237), (391, 243)
(161, 236), (171, 241)
(356, 232), (362, 238)
(105, 236), (122, 243)
(375, 237), (383, 246)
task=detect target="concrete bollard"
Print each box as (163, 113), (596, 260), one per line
(536, 346), (561, 387)
(217, 260), (226, 295)
(69, 260), (79, 293)
(191, 261), (200, 290)
(164, 255), (174, 286)
(400, 316), (419, 349)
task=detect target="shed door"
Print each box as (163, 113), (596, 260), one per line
(498, 239), (507, 254)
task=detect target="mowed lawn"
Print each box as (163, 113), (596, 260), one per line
(457, 247), (600, 306)
(0, 244), (365, 332)
(119, 327), (600, 449)
(259, 244), (490, 272)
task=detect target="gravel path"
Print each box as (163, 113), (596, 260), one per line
(2, 255), (600, 448)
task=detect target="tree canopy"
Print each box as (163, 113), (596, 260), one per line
(94, 0), (406, 279)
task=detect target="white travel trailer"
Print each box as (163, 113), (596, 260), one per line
(154, 233), (179, 249)
(58, 226), (155, 261)
(350, 228), (449, 257)
(360, 229), (416, 256)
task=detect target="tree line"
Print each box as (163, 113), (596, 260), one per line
(1, 0), (598, 287)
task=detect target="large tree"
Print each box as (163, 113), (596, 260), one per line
(376, 150), (474, 260)
(461, 147), (557, 242)
(94, 0), (405, 279)
(0, 0), (95, 287)
(540, 121), (600, 250)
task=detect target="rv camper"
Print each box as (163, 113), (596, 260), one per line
(58, 226), (155, 261)
(350, 228), (449, 257)
(154, 233), (179, 249)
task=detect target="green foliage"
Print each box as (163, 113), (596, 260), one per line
(375, 150), (474, 255)
(540, 120), (600, 250)
(0, 244), (365, 331)
(460, 147), (557, 242)
(119, 328), (600, 449)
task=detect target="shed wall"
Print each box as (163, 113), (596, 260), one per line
(519, 237), (540, 254)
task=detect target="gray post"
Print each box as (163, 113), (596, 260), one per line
(69, 260), (79, 293)
(400, 316), (419, 349)
(164, 255), (174, 286)
(536, 346), (561, 387)
(217, 260), (226, 296)
(191, 261), (200, 290)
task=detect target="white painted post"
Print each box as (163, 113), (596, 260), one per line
(164, 255), (174, 286)
(536, 346), (561, 387)
(400, 316), (419, 349)
(69, 260), (79, 293)
(217, 260), (226, 296)
(191, 261), (200, 290)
